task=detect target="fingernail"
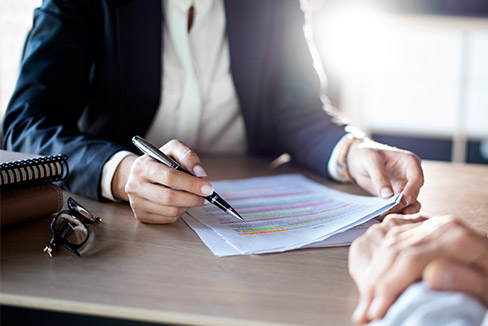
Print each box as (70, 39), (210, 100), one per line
(352, 301), (368, 323)
(201, 184), (213, 196)
(381, 187), (393, 198)
(193, 165), (207, 177)
(402, 194), (411, 206)
(367, 297), (385, 320)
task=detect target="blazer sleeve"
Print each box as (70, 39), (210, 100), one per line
(262, 1), (347, 177)
(1, 0), (128, 200)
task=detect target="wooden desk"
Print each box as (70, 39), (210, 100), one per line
(1, 157), (487, 326)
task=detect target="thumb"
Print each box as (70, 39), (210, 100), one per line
(423, 258), (488, 306)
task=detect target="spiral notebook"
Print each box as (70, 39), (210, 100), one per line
(0, 150), (69, 227)
(0, 150), (69, 188)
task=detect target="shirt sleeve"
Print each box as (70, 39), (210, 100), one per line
(367, 282), (487, 326)
(482, 312), (488, 326)
(101, 150), (135, 201)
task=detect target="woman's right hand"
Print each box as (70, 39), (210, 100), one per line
(112, 139), (213, 224)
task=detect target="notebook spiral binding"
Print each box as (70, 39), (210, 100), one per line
(0, 154), (69, 187)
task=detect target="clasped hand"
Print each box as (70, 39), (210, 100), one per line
(349, 214), (488, 324)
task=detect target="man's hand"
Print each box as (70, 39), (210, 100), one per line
(349, 214), (488, 325)
(347, 139), (424, 214)
(112, 139), (212, 223)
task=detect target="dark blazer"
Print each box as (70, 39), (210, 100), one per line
(2, 0), (346, 200)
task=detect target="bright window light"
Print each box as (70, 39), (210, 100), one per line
(312, 2), (488, 140)
(314, 2), (394, 77)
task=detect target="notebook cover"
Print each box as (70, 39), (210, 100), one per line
(0, 183), (63, 228)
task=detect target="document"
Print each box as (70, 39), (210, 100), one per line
(183, 174), (402, 257)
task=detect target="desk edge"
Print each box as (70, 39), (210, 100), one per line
(0, 293), (293, 326)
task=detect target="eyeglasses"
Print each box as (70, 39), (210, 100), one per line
(43, 197), (101, 257)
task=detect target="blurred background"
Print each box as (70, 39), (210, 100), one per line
(308, 0), (488, 164)
(0, 0), (487, 163)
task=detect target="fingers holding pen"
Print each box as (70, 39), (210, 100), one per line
(162, 139), (208, 178)
(130, 136), (241, 221)
(129, 198), (190, 224)
(128, 179), (206, 207)
(131, 153), (213, 197)
(124, 144), (212, 223)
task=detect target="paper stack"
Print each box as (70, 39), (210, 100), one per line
(183, 174), (402, 257)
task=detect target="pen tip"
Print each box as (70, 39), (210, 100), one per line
(228, 209), (244, 221)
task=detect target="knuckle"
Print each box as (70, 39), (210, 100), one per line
(386, 225), (403, 239)
(436, 216), (465, 236)
(383, 214), (402, 226)
(163, 139), (185, 152)
(406, 152), (416, 160)
(350, 237), (363, 252)
(196, 197), (205, 206)
(190, 196), (205, 207)
(418, 172), (425, 185)
(450, 227), (471, 245)
(165, 207), (180, 218)
(177, 145), (198, 164)
(382, 214), (395, 223)
(166, 139), (180, 147)
(131, 157), (145, 174)
(404, 151), (419, 162)
(397, 249), (419, 267)
(180, 147), (194, 160)
(414, 175), (425, 189)
(124, 179), (137, 195)
(443, 215), (462, 227)
(160, 168), (175, 186)
(365, 224), (385, 238)
(412, 152), (422, 163)
(382, 234), (401, 252)
(161, 190), (176, 205)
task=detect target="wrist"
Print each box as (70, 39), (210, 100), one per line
(337, 135), (366, 184)
(112, 154), (137, 201)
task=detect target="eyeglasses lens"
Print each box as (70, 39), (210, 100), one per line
(54, 212), (89, 246)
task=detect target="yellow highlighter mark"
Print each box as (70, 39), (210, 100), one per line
(240, 229), (290, 236)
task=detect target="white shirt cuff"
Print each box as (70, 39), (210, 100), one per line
(367, 282), (487, 326)
(101, 150), (135, 201)
(327, 135), (350, 183)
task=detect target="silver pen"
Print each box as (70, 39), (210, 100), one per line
(132, 136), (243, 220)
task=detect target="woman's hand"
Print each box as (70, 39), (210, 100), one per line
(347, 139), (424, 214)
(112, 139), (213, 223)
